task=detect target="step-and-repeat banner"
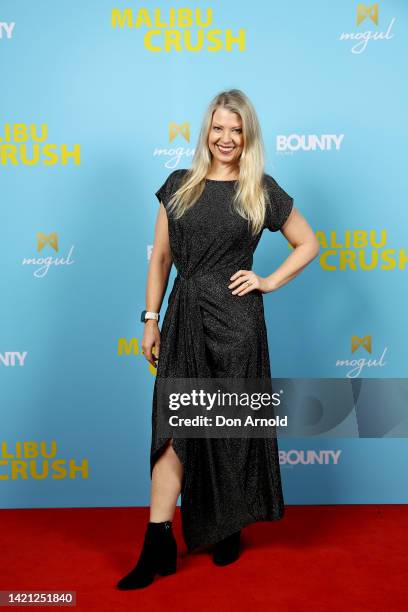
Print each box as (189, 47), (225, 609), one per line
(1, 1), (407, 508)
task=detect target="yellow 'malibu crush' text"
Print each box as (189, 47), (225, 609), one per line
(0, 441), (88, 479)
(0, 124), (81, 165)
(111, 7), (246, 52)
(316, 230), (408, 270)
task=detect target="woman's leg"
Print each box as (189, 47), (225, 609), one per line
(117, 439), (181, 590)
(150, 439), (184, 522)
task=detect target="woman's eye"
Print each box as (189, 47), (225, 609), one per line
(212, 126), (241, 133)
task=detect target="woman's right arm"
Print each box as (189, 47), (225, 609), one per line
(142, 202), (173, 368)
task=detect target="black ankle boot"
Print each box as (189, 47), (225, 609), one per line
(116, 520), (177, 590)
(212, 530), (241, 566)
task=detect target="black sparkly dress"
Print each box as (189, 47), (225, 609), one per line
(152, 168), (294, 552)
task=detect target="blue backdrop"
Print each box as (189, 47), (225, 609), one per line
(1, 0), (407, 508)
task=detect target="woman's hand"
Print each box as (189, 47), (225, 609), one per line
(228, 270), (274, 296)
(142, 320), (161, 367)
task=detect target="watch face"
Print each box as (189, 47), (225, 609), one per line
(141, 310), (147, 322)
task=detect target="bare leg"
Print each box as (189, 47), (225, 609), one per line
(150, 439), (184, 522)
(116, 439), (181, 590)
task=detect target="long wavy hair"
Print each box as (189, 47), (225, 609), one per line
(166, 89), (270, 236)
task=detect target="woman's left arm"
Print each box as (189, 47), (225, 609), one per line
(262, 207), (320, 292)
(229, 207), (320, 295)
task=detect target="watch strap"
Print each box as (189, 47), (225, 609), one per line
(141, 310), (160, 322)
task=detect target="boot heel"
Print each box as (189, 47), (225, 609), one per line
(157, 560), (177, 576)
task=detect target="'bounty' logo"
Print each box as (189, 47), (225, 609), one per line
(279, 450), (342, 466)
(0, 352), (28, 367)
(339, 3), (396, 54)
(0, 22), (15, 39)
(22, 232), (75, 278)
(276, 134), (344, 154)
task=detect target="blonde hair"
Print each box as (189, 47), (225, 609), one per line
(166, 89), (269, 236)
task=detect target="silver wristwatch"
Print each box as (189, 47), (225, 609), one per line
(141, 310), (160, 323)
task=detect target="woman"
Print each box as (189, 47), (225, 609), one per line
(117, 89), (319, 590)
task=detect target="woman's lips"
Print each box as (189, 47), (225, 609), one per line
(217, 144), (234, 154)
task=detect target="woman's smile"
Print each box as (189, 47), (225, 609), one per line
(217, 143), (235, 155)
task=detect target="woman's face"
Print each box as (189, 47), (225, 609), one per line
(208, 107), (244, 166)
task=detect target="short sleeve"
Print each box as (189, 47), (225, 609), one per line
(263, 173), (294, 232)
(155, 169), (186, 209)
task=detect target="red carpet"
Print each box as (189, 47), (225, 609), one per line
(1, 505), (406, 611)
